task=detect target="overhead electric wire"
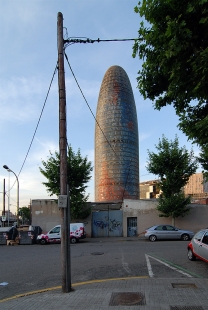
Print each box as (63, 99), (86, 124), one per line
(3, 36), (137, 204)
(63, 35), (141, 199)
(64, 51), (134, 200)
(8, 63), (58, 192)
(64, 52), (117, 158)
(64, 37), (136, 49)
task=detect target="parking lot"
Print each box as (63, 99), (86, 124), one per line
(1, 237), (208, 300)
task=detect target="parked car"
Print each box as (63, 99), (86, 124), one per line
(187, 229), (208, 263)
(37, 223), (86, 245)
(144, 224), (194, 242)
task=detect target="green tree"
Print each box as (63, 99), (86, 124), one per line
(133, 0), (208, 175)
(146, 135), (198, 225)
(19, 206), (31, 223)
(39, 146), (93, 219)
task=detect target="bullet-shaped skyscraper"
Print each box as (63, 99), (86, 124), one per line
(95, 65), (139, 201)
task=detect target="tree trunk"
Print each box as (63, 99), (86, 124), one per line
(172, 217), (175, 226)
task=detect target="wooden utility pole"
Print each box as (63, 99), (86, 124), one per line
(3, 179), (5, 227)
(57, 12), (71, 293)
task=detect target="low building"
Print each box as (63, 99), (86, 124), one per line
(31, 197), (208, 239)
(0, 210), (17, 227)
(184, 172), (208, 202)
(139, 180), (160, 199)
(140, 173), (208, 203)
(31, 199), (122, 237)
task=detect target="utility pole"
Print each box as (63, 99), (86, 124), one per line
(3, 179), (5, 227)
(57, 12), (71, 293)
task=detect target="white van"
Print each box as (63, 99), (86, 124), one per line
(37, 223), (86, 245)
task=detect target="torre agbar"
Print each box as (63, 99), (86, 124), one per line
(95, 65), (139, 202)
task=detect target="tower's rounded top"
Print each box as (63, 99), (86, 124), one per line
(104, 65), (128, 76)
(98, 65), (134, 103)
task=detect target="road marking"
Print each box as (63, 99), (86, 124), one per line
(122, 254), (131, 275)
(146, 254), (202, 278)
(145, 254), (154, 278)
(0, 286), (62, 303)
(0, 276), (149, 303)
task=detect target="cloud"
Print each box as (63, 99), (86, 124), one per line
(25, 138), (58, 165)
(18, 144), (95, 209)
(1, 1), (49, 35)
(0, 76), (57, 125)
(139, 132), (151, 142)
(64, 77), (100, 117)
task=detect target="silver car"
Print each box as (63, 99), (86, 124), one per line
(145, 224), (194, 242)
(187, 229), (208, 263)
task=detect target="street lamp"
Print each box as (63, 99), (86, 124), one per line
(3, 165), (19, 227)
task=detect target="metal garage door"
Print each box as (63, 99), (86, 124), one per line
(92, 210), (123, 237)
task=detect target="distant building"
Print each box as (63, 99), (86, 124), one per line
(139, 180), (160, 199)
(0, 210), (17, 226)
(184, 172), (208, 203)
(140, 173), (208, 203)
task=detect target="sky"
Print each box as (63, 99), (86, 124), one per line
(0, 0), (201, 215)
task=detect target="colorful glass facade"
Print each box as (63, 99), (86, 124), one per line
(95, 66), (139, 201)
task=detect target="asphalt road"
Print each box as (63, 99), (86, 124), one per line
(1, 237), (208, 300)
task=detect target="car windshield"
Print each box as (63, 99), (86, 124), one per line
(194, 230), (205, 241)
(49, 227), (60, 234)
(202, 232), (208, 245)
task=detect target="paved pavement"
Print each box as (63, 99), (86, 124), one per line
(1, 237), (208, 309)
(1, 276), (208, 310)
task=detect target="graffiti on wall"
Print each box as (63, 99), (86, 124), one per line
(92, 210), (123, 237)
(93, 218), (122, 232)
(109, 219), (122, 232)
(93, 220), (108, 229)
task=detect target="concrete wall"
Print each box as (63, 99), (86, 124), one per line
(31, 200), (61, 232)
(31, 199), (92, 236)
(32, 198), (208, 238)
(122, 199), (208, 237)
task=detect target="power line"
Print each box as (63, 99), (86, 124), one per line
(64, 37), (138, 50)
(8, 63), (58, 193)
(64, 52), (134, 199)
(64, 37), (136, 48)
(64, 37), (136, 43)
(17, 63), (58, 178)
(64, 52), (117, 158)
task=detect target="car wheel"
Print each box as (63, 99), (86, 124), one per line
(70, 237), (77, 244)
(40, 238), (47, 245)
(149, 235), (157, 242)
(188, 248), (196, 261)
(181, 234), (189, 241)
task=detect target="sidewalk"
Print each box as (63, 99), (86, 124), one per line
(1, 277), (208, 310)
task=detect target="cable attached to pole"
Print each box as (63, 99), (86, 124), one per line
(8, 63), (58, 192)
(64, 37), (137, 48)
(64, 52), (117, 157)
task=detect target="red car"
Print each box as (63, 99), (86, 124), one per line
(187, 229), (208, 263)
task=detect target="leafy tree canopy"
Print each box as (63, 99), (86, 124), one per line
(146, 135), (198, 223)
(39, 146), (93, 219)
(133, 0), (208, 149)
(155, 193), (191, 220)
(19, 206), (31, 223)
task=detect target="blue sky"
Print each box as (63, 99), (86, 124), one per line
(0, 0), (200, 215)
